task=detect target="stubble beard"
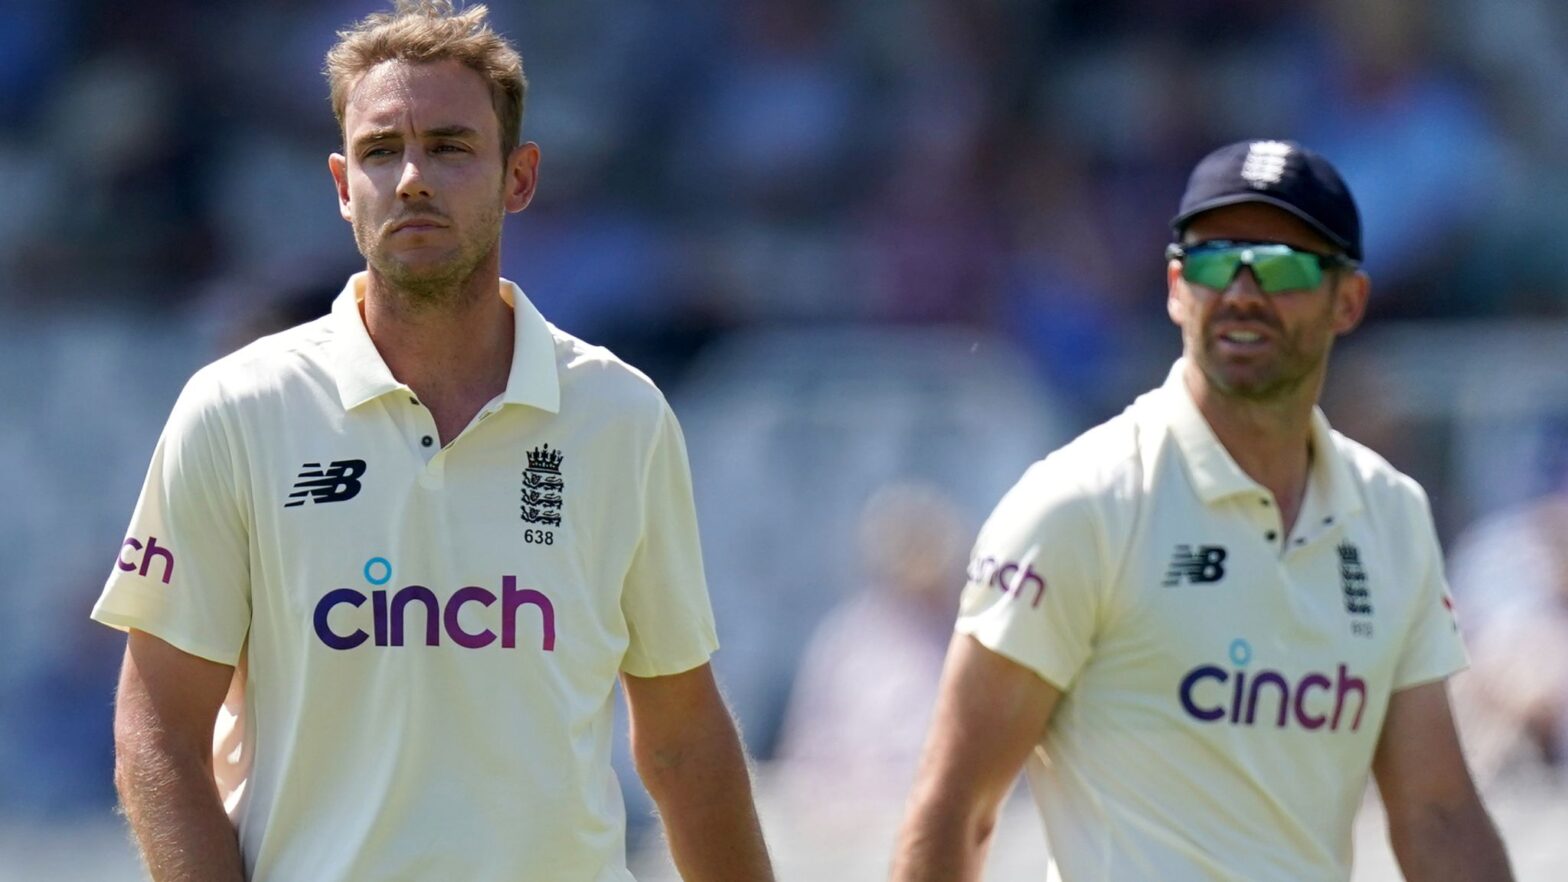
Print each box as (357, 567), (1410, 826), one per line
(1193, 322), (1329, 404)
(357, 201), (505, 312)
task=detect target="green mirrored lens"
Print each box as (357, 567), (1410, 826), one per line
(1248, 246), (1322, 292)
(1182, 250), (1243, 290)
(1180, 244), (1325, 293)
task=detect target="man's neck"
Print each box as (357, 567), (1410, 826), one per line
(1183, 361), (1320, 536)
(360, 264), (515, 444)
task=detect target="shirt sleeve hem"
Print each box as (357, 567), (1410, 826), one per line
(620, 642), (719, 679)
(1391, 659), (1468, 693)
(955, 619), (1075, 693)
(89, 606), (245, 667)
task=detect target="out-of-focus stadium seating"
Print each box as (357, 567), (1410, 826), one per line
(675, 326), (1071, 743)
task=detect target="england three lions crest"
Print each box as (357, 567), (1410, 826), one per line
(521, 444), (565, 527)
(1339, 540), (1373, 637)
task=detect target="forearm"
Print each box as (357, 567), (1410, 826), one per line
(889, 790), (993, 882)
(636, 718), (773, 882)
(116, 740), (246, 882)
(1389, 798), (1513, 882)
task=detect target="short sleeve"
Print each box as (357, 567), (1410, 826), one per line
(90, 371), (252, 665)
(955, 460), (1105, 692)
(619, 401), (719, 677)
(1391, 488), (1468, 691)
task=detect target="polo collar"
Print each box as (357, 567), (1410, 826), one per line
(1156, 359), (1362, 517)
(327, 272), (561, 414)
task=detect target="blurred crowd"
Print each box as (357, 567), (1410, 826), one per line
(3, 0), (1568, 874)
(6, 1), (1568, 380)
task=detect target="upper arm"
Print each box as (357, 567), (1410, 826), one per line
(622, 663), (736, 766)
(912, 459), (1103, 820)
(116, 629), (236, 760)
(1375, 488), (1475, 822)
(1372, 680), (1481, 827)
(908, 634), (1060, 819)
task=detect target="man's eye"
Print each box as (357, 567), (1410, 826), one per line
(363, 147), (394, 159)
(433, 144), (467, 153)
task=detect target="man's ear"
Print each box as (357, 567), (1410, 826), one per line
(1167, 260), (1189, 327)
(1332, 270), (1370, 335)
(330, 153), (352, 223)
(503, 142), (541, 213)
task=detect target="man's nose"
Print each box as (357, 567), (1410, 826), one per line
(397, 156), (433, 201)
(1219, 266), (1268, 304)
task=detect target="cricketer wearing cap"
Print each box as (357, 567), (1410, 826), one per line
(91, 3), (774, 881)
(891, 140), (1514, 882)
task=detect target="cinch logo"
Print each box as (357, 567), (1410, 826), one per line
(117, 535), (175, 584)
(285, 460), (366, 508)
(966, 556), (1046, 608)
(1178, 639), (1368, 732)
(313, 557), (556, 651)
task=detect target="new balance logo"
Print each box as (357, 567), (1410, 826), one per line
(1164, 545), (1227, 586)
(285, 460), (367, 508)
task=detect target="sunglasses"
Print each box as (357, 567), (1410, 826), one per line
(1166, 240), (1358, 294)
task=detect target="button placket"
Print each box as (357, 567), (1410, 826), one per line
(1285, 513), (1343, 557)
(1255, 493), (1282, 548)
(407, 396), (440, 464)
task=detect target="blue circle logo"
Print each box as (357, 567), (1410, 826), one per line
(1228, 638), (1252, 667)
(363, 557), (392, 586)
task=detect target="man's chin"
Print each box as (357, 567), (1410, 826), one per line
(1199, 356), (1289, 401)
(372, 254), (466, 290)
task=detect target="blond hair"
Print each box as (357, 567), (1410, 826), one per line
(325, 0), (527, 160)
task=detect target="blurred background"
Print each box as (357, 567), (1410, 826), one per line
(2, 0), (1566, 878)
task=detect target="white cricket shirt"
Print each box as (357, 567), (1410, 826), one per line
(93, 273), (719, 882)
(957, 360), (1466, 882)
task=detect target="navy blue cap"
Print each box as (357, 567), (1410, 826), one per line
(1171, 140), (1362, 261)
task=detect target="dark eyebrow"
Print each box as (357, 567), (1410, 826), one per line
(423, 125), (479, 140)
(352, 129), (402, 152)
(351, 126), (480, 152)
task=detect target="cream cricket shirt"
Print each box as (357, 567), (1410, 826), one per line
(92, 273), (718, 882)
(957, 361), (1466, 882)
